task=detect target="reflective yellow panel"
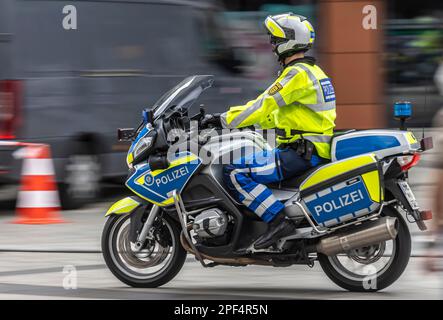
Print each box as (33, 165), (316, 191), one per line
(126, 152), (134, 166)
(265, 17), (285, 38)
(301, 154), (377, 191)
(406, 131), (418, 144)
(150, 154), (198, 177)
(361, 171), (382, 202)
(105, 197), (140, 216)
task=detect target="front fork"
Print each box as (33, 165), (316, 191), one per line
(132, 205), (161, 252)
(105, 197), (161, 253)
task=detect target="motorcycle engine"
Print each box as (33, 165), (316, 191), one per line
(193, 208), (228, 239)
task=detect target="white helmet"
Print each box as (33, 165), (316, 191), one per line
(264, 13), (315, 61)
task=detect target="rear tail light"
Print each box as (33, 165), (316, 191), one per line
(397, 153), (421, 171)
(0, 80), (22, 139)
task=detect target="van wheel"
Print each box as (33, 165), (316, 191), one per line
(60, 153), (101, 210)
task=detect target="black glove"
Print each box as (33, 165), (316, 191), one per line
(200, 113), (221, 129)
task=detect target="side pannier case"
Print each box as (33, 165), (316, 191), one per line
(299, 154), (383, 228)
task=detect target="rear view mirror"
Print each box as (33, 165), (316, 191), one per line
(143, 109), (154, 125)
(117, 128), (135, 141)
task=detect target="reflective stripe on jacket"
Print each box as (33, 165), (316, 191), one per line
(220, 61), (337, 159)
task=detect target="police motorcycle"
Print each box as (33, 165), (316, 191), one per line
(102, 75), (433, 291)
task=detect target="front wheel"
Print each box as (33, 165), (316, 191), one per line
(318, 206), (411, 292)
(102, 211), (186, 288)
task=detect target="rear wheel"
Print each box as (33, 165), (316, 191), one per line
(102, 211), (186, 288)
(318, 206), (411, 292)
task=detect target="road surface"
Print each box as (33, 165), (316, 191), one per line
(0, 252), (441, 299)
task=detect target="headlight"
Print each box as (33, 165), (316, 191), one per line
(133, 136), (155, 159)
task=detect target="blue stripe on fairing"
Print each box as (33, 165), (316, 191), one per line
(335, 135), (401, 160)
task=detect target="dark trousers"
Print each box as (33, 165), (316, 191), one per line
(223, 147), (321, 222)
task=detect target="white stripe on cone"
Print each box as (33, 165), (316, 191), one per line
(21, 159), (55, 176)
(13, 146), (42, 159)
(17, 191), (60, 208)
(12, 147), (28, 159)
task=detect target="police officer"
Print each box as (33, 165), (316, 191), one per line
(201, 13), (337, 249)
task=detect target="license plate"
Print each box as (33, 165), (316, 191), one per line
(398, 180), (419, 210)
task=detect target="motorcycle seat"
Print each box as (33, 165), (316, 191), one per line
(331, 129), (356, 141)
(268, 163), (324, 189)
(271, 131), (354, 189)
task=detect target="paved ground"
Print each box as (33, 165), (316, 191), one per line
(0, 252), (441, 299)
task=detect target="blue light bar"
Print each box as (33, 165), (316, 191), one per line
(394, 101), (412, 118)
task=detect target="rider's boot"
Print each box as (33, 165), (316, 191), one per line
(253, 209), (301, 250)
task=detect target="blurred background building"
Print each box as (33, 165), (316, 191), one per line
(1, 0), (443, 206)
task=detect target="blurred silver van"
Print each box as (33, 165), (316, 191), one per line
(0, 0), (264, 208)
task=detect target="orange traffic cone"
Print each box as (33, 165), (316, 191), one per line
(13, 144), (65, 224)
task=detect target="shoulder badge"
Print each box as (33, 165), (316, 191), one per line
(268, 82), (283, 95)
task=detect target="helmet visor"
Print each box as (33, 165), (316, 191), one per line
(268, 33), (287, 46)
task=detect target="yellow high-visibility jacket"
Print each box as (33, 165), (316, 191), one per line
(220, 59), (337, 159)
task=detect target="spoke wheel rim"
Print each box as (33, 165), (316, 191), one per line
(327, 239), (396, 282)
(108, 214), (176, 280)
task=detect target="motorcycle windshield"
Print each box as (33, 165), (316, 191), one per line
(153, 75), (214, 120)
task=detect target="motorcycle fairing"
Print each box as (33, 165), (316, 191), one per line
(126, 151), (202, 207)
(105, 196), (142, 216)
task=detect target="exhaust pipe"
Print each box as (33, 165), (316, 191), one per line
(316, 216), (399, 256)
